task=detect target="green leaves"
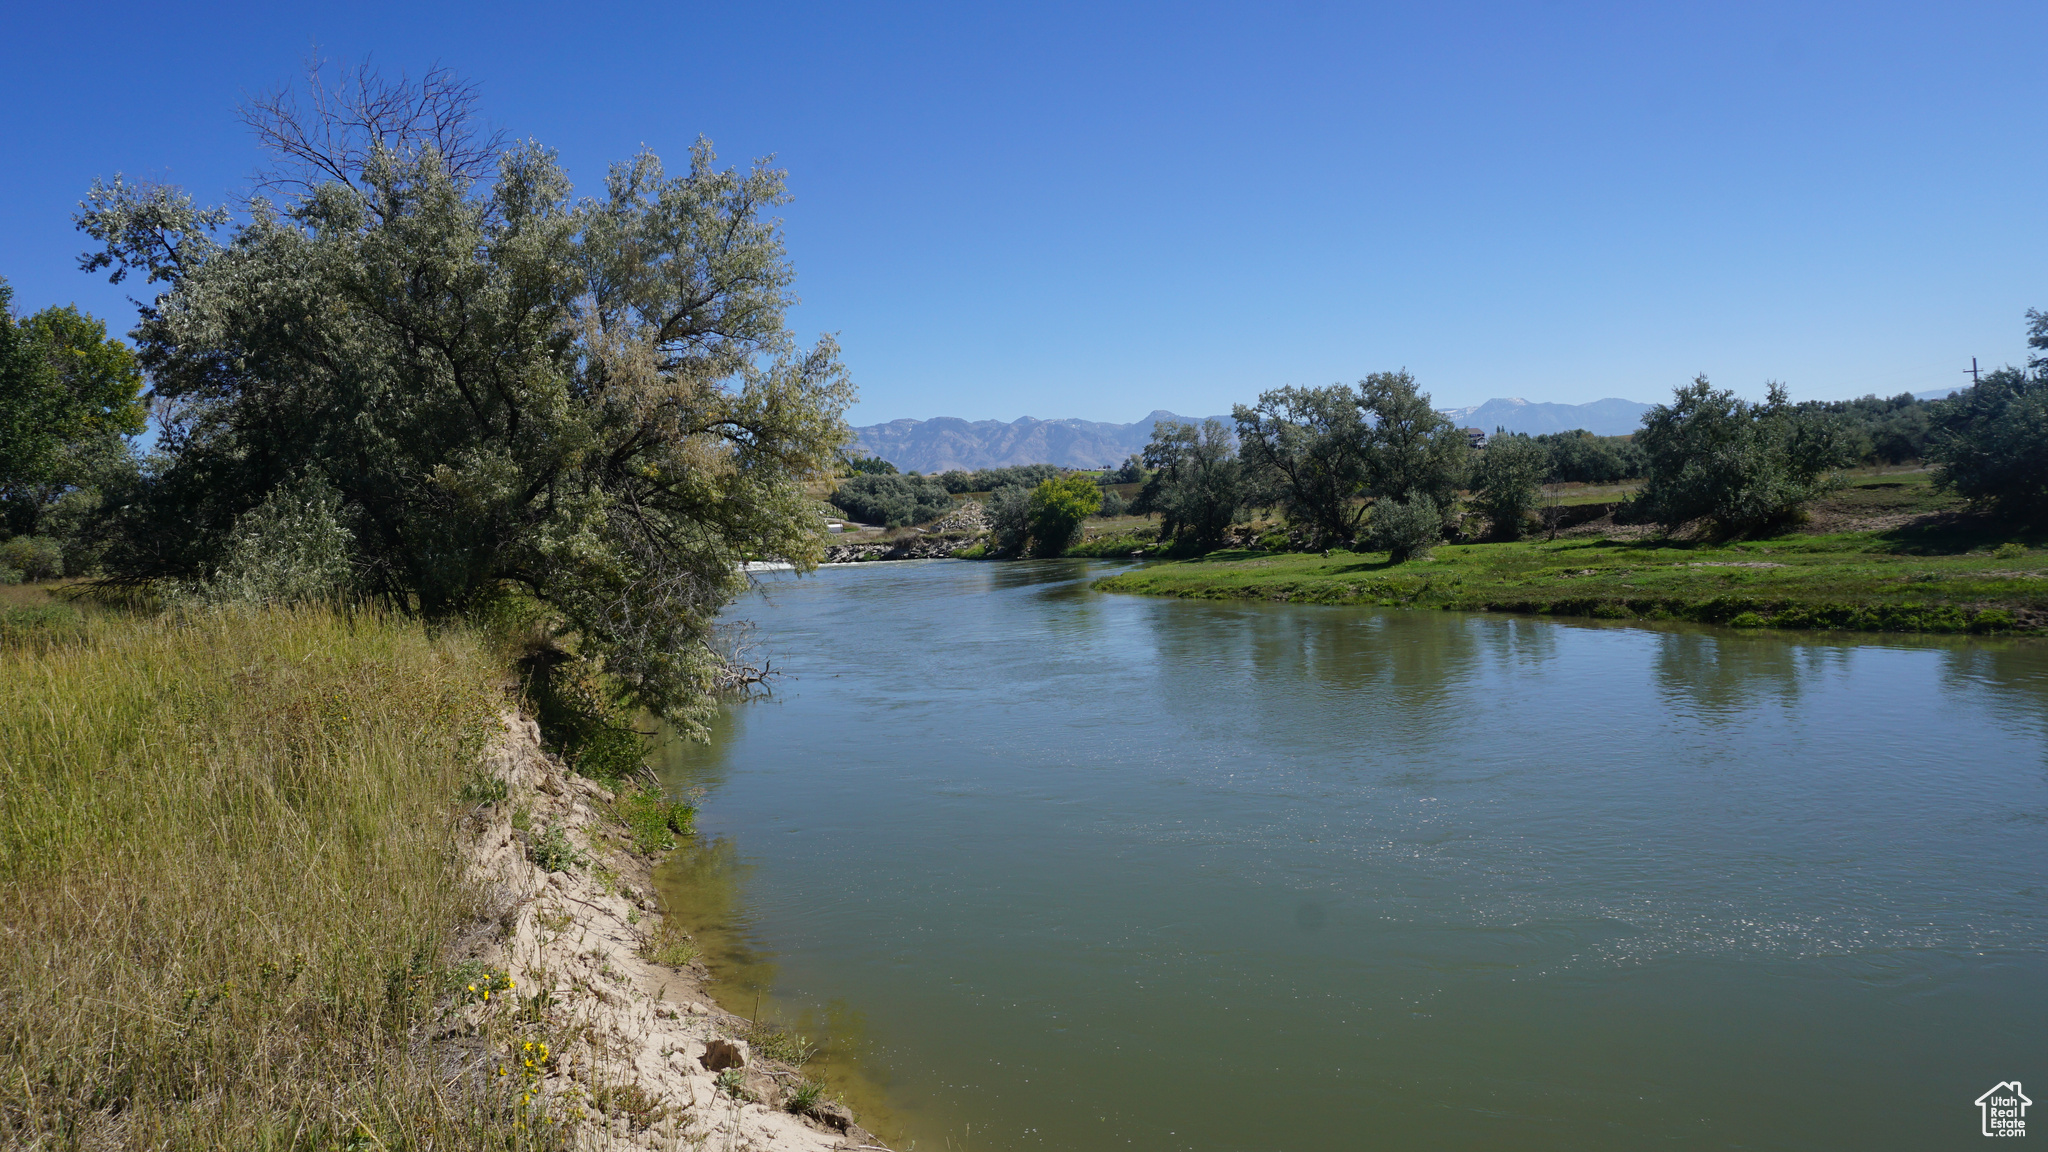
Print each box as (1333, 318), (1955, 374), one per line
(1023, 474), (1103, 557)
(82, 134), (851, 722)
(1634, 377), (1853, 536)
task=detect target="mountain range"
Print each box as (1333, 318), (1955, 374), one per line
(852, 411), (1225, 473)
(852, 397), (1654, 472)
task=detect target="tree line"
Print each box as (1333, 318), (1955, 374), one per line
(1082, 320), (2048, 559)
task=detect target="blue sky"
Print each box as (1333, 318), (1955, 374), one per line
(3, 2), (2043, 425)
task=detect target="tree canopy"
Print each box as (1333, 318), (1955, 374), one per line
(1135, 419), (1241, 553)
(0, 281), (146, 545)
(1233, 384), (1370, 549)
(77, 95), (850, 724)
(1926, 310), (2048, 520)
(1632, 376), (1852, 535)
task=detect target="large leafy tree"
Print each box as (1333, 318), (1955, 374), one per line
(1633, 376), (1851, 536)
(1926, 309), (2048, 520)
(77, 69), (850, 724)
(1233, 384), (1371, 548)
(1134, 419), (1242, 552)
(0, 282), (146, 542)
(1358, 370), (1467, 515)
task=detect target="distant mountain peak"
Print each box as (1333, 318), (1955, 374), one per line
(851, 396), (1653, 471)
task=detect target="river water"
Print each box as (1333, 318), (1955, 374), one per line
(651, 559), (2047, 1151)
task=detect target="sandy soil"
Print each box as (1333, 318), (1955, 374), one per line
(451, 713), (893, 1151)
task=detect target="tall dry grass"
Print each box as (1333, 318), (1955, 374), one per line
(0, 604), (546, 1148)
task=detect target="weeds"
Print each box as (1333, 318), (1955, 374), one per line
(460, 770), (511, 805)
(615, 784), (696, 853)
(738, 1018), (819, 1066)
(638, 925), (699, 969)
(715, 1067), (752, 1101)
(529, 824), (584, 872)
(786, 1078), (827, 1114)
(0, 605), (547, 1147)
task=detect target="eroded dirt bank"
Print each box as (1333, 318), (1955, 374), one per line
(449, 713), (892, 1151)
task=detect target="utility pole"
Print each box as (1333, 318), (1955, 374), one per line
(1966, 357), (1981, 384)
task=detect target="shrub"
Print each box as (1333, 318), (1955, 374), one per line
(187, 472), (355, 606)
(1927, 350), (2048, 520)
(1367, 494), (1442, 562)
(934, 464), (1061, 494)
(986, 484), (1032, 556)
(1634, 376), (1854, 535)
(1024, 475), (1102, 557)
(827, 474), (954, 527)
(0, 536), (61, 581)
(1097, 487), (1127, 517)
(616, 785), (696, 853)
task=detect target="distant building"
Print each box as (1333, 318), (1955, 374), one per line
(1464, 427), (1488, 448)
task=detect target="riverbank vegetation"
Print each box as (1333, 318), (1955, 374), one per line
(1095, 470), (2047, 633)
(1081, 311), (2048, 635)
(0, 60), (850, 1148)
(0, 596), (531, 1145)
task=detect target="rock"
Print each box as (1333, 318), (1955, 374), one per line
(699, 1038), (748, 1072)
(538, 774), (564, 797)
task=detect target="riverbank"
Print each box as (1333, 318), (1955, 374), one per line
(454, 714), (887, 1150)
(1094, 487), (2048, 634)
(0, 593), (890, 1151)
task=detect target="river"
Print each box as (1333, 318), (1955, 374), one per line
(651, 558), (2047, 1150)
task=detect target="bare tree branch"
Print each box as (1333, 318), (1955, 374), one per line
(240, 53), (509, 198)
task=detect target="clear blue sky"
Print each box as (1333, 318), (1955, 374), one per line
(3, 2), (2042, 425)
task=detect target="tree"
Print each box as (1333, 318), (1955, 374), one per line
(77, 68), (850, 728)
(0, 279), (62, 503)
(983, 484), (1029, 556)
(1233, 384), (1370, 548)
(1470, 432), (1549, 539)
(1023, 474), (1102, 557)
(1926, 311), (2048, 519)
(0, 284), (146, 544)
(1133, 419), (1241, 552)
(1359, 371), (1467, 512)
(1633, 376), (1852, 536)
(840, 453), (898, 476)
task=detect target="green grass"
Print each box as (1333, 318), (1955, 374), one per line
(0, 603), (554, 1148)
(1095, 504), (2048, 635)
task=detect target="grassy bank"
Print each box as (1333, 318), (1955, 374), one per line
(1094, 496), (2048, 635)
(0, 595), (537, 1147)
